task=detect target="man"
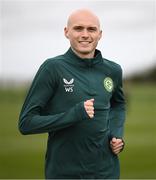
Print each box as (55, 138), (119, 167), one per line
(19, 9), (126, 179)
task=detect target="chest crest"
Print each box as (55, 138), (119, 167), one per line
(103, 77), (114, 92)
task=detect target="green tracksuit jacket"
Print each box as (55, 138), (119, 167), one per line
(19, 48), (126, 179)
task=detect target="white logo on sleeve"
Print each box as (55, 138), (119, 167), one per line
(63, 78), (74, 92)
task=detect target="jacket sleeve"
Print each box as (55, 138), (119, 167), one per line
(18, 61), (88, 135)
(109, 66), (126, 139)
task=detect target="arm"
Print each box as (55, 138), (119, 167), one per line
(18, 61), (88, 135)
(109, 66), (126, 153)
(109, 66), (126, 139)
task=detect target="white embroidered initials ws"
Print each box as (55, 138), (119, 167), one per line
(63, 78), (74, 92)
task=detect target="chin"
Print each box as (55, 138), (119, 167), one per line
(78, 48), (93, 54)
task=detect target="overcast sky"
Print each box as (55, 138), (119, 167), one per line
(1, 0), (156, 81)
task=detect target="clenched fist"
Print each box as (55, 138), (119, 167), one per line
(84, 99), (94, 118)
(110, 137), (125, 154)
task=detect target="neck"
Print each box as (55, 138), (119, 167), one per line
(71, 48), (95, 59)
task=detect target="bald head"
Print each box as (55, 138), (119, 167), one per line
(64, 9), (102, 59)
(67, 9), (101, 29)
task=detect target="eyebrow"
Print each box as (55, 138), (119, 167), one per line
(73, 25), (98, 30)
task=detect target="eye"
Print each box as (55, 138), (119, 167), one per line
(87, 27), (97, 32)
(73, 26), (84, 31)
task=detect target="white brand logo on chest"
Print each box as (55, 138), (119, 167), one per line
(63, 78), (74, 92)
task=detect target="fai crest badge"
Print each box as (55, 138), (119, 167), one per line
(103, 77), (113, 92)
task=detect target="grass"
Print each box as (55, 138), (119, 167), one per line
(0, 88), (47, 179)
(0, 83), (156, 178)
(120, 83), (156, 178)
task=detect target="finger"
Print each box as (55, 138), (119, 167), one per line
(112, 149), (121, 155)
(110, 138), (123, 146)
(111, 137), (117, 144)
(88, 111), (94, 116)
(85, 99), (94, 105)
(89, 114), (94, 118)
(87, 110), (94, 114)
(85, 99), (94, 103)
(110, 141), (124, 147)
(86, 107), (94, 111)
(111, 144), (124, 151)
(110, 140), (117, 146)
(85, 107), (94, 114)
(116, 139), (122, 144)
(113, 142), (124, 149)
(90, 98), (94, 102)
(88, 110), (94, 118)
(112, 144), (124, 153)
(85, 101), (94, 107)
(113, 146), (123, 153)
(111, 145), (122, 151)
(111, 143), (124, 149)
(87, 112), (94, 118)
(111, 140), (125, 154)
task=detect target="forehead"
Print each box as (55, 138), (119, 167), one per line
(67, 11), (100, 28)
(72, 21), (99, 27)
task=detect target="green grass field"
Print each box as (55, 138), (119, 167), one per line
(0, 83), (156, 179)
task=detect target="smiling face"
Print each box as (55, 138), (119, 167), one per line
(64, 9), (102, 59)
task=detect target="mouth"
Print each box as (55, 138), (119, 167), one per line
(79, 41), (91, 45)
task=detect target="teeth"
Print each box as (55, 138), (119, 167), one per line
(80, 41), (90, 45)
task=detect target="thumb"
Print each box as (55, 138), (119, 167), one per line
(112, 137), (117, 143)
(90, 98), (94, 102)
(116, 138), (122, 143)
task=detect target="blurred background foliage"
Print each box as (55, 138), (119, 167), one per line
(0, 66), (156, 179)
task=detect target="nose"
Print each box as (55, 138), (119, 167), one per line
(81, 29), (89, 38)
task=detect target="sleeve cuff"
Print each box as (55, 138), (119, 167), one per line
(75, 101), (90, 121)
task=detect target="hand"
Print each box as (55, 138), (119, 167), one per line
(84, 99), (94, 119)
(110, 137), (124, 155)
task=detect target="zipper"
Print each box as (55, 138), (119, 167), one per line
(87, 60), (97, 97)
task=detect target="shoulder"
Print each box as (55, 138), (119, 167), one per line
(33, 54), (65, 79)
(33, 54), (65, 83)
(101, 58), (123, 86)
(103, 58), (122, 71)
(41, 54), (65, 70)
(102, 58), (123, 77)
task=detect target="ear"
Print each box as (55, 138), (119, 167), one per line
(99, 30), (102, 40)
(64, 27), (69, 39)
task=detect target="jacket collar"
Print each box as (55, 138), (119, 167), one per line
(64, 47), (103, 67)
